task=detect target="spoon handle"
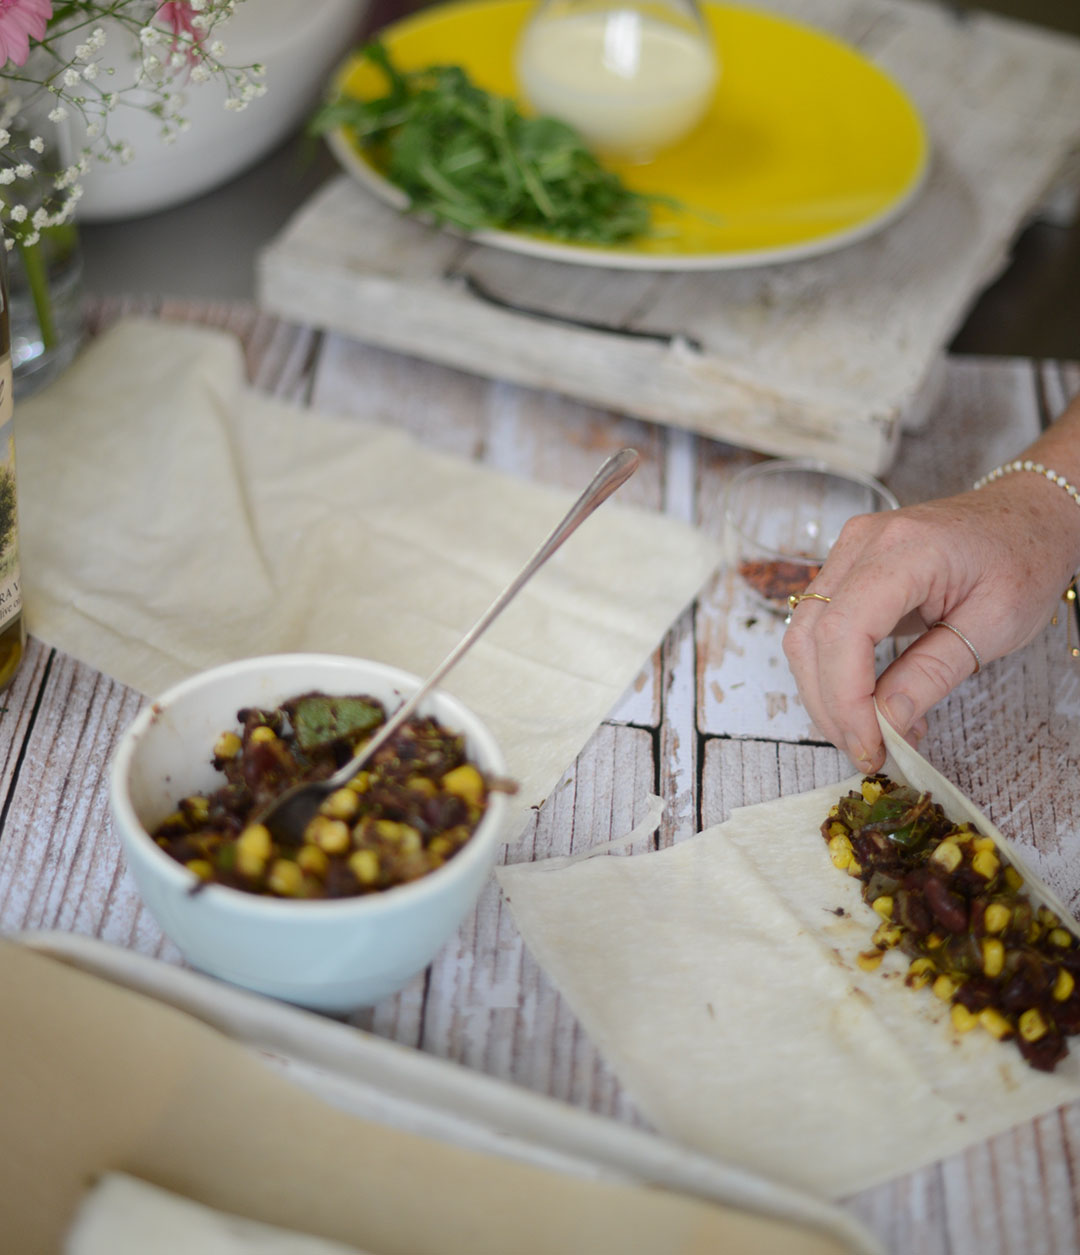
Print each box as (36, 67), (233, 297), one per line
(329, 447), (640, 787)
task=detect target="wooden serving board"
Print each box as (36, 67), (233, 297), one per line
(257, 0), (1080, 473)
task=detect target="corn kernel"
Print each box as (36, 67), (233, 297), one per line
(1003, 867), (1024, 893)
(931, 841), (962, 873)
(984, 903), (1011, 934)
(347, 771), (371, 794)
(186, 859), (213, 881)
(441, 764), (485, 807)
(979, 1008), (1014, 1040)
(827, 832), (853, 868)
(872, 895), (894, 919)
(1049, 928), (1073, 949)
(349, 848), (380, 886)
(1054, 968), (1075, 1002)
(926, 933), (944, 950)
(1027, 923), (1044, 945)
(856, 950), (884, 971)
(319, 788), (360, 822)
(847, 859), (863, 877)
(982, 938), (1005, 978)
(429, 835), (453, 857)
(872, 922), (903, 949)
(398, 825), (422, 854)
(213, 731), (243, 760)
(972, 849), (1000, 880)
(236, 823), (272, 877)
(305, 816), (351, 855)
(375, 819), (407, 842)
(1019, 1008), (1049, 1043)
(973, 836), (997, 854)
(407, 775), (438, 797)
(297, 846), (328, 876)
(932, 974), (958, 1001)
(182, 795), (210, 825)
(861, 779), (884, 804)
(267, 859), (304, 897)
(249, 724), (277, 744)
(951, 1004), (979, 1033)
(1039, 907), (1060, 929)
(907, 957), (937, 990)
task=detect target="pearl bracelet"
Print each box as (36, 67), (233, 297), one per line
(973, 459), (1080, 505)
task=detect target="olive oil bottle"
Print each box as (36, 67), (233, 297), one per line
(0, 240), (25, 690)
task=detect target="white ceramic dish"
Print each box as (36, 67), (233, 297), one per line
(19, 931), (883, 1255)
(109, 653), (509, 1012)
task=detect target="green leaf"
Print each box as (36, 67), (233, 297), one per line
(313, 40), (663, 246)
(288, 695), (385, 752)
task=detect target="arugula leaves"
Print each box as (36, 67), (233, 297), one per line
(312, 41), (658, 246)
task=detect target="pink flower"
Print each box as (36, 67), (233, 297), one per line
(157, 1), (203, 62)
(0, 0), (51, 68)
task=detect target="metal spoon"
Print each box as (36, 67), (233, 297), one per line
(258, 447), (641, 845)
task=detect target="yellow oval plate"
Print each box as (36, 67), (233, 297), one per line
(327, 0), (929, 270)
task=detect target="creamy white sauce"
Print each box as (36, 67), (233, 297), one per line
(516, 9), (717, 159)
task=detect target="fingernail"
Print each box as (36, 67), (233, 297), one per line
(845, 734), (872, 770)
(884, 693), (914, 734)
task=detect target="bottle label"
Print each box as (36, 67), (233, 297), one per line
(0, 356), (20, 632)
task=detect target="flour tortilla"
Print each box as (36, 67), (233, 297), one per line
(497, 710), (1080, 1198)
(65, 1174), (374, 1255)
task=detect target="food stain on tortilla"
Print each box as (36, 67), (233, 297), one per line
(999, 1062), (1019, 1093)
(710, 681), (724, 704)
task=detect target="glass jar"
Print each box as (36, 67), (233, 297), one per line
(515, 0), (718, 162)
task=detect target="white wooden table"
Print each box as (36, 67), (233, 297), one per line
(4, 296), (1079, 1255)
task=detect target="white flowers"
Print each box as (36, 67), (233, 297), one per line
(0, 0), (265, 243)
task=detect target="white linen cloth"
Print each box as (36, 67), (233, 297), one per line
(498, 715), (1080, 1197)
(14, 318), (720, 825)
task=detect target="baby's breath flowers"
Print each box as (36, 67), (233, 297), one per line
(0, 0), (266, 250)
(0, 1), (265, 375)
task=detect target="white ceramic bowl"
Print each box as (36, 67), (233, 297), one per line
(69, 0), (368, 220)
(109, 653), (509, 1012)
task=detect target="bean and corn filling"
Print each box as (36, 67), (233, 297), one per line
(825, 775), (1080, 1072)
(152, 691), (503, 900)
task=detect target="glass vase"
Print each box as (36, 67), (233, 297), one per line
(0, 57), (85, 398)
(8, 220), (84, 397)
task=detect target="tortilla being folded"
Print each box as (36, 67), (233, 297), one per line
(498, 711), (1080, 1198)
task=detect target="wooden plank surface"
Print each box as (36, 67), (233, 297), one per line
(4, 296), (1080, 1254)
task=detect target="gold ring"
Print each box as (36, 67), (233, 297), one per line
(785, 591), (831, 625)
(787, 592), (832, 611)
(931, 620), (982, 674)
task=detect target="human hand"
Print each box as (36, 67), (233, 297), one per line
(782, 478), (1080, 772)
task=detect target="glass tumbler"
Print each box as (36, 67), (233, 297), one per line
(514, 0), (718, 162)
(724, 459), (900, 616)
